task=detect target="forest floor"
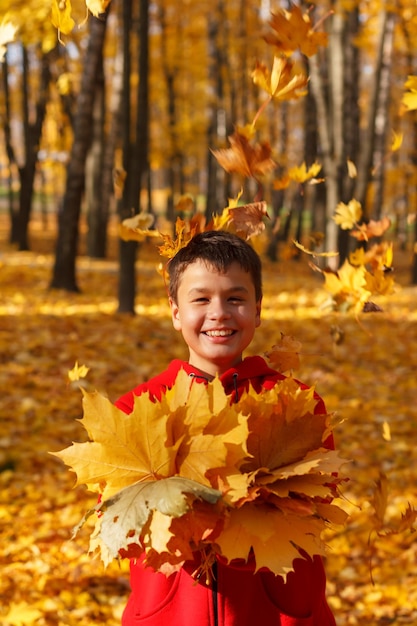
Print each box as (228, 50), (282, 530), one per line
(1, 214), (417, 625)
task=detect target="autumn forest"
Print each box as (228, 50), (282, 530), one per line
(1, 0), (417, 625)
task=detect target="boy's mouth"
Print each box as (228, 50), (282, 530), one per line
(204, 329), (235, 337)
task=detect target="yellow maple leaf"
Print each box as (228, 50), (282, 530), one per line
(216, 504), (325, 579)
(252, 57), (308, 101)
(52, 389), (179, 498)
(322, 261), (371, 312)
(51, 0), (75, 35)
(333, 199), (362, 229)
(288, 161), (322, 184)
(68, 361), (90, 382)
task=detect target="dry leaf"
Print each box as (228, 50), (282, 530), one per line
(264, 334), (302, 373)
(212, 131), (276, 180)
(265, 5), (328, 58)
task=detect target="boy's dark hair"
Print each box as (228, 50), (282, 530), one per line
(168, 230), (262, 302)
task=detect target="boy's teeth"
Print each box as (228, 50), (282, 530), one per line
(206, 330), (233, 337)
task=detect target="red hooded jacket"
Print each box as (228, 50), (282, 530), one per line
(115, 356), (336, 626)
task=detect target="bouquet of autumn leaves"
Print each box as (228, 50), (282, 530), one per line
(53, 366), (347, 583)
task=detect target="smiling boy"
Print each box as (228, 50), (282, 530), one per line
(115, 230), (336, 626)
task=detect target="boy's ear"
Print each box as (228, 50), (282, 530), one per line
(169, 297), (182, 331)
(255, 298), (262, 327)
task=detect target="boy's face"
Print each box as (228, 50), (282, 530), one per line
(169, 260), (261, 377)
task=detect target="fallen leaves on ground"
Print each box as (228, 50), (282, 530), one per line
(1, 222), (417, 625)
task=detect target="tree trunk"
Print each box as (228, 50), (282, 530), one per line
(117, 0), (149, 313)
(50, 11), (109, 291)
(17, 45), (53, 251)
(370, 12), (395, 220)
(354, 10), (393, 215)
(86, 56), (107, 258)
(1, 52), (19, 244)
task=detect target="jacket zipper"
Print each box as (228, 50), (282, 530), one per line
(212, 561), (218, 626)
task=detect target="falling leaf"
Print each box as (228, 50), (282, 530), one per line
(391, 130), (403, 152)
(68, 362), (90, 382)
(402, 75), (417, 111)
(321, 261), (371, 313)
(347, 159), (357, 178)
(382, 421), (391, 442)
(119, 212), (159, 242)
(212, 130), (276, 180)
(86, 0), (111, 17)
(264, 5), (328, 58)
(51, 0), (75, 35)
(252, 57), (308, 101)
(288, 161), (322, 184)
(333, 199), (362, 230)
(226, 202), (269, 239)
(293, 240), (339, 258)
(350, 216), (391, 241)
(264, 334), (302, 373)
(175, 195), (195, 213)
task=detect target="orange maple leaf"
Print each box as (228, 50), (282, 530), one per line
(350, 216), (391, 241)
(264, 5), (328, 58)
(264, 334), (302, 373)
(212, 131), (276, 180)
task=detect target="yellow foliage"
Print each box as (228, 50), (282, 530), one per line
(54, 369), (346, 580)
(0, 15), (18, 61)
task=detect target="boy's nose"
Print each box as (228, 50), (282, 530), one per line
(208, 301), (231, 320)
